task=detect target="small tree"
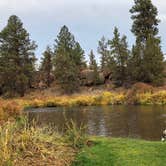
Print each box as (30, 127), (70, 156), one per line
(89, 50), (100, 85)
(98, 37), (109, 71)
(142, 35), (164, 85)
(129, 41), (144, 82)
(73, 42), (87, 70)
(40, 46), (53, 87)
(109, 27), (129, 86)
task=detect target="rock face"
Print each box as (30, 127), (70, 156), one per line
(80, 69), (105, 86)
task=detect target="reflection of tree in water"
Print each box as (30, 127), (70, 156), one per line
(86, 106), (107, 136)
(101, 106), (140, 138)
(137, 106), (166, 140)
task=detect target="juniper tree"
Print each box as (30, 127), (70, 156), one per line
(53, 25), (84, 93)
(109, 27), (129, 86)
(40, 46), (53, 87)
(0, 15), (37, 97)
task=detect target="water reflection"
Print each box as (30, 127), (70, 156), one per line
(26, 105), (166, 141)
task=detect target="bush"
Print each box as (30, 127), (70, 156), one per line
(0, 100), (22, 121)
(126, 82), (154, 104)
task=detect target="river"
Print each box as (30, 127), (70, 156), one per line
(26, 105), (166, 141)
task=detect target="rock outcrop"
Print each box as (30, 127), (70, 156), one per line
(80, 69), (105, 86)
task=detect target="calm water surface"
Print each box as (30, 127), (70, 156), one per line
(26, 106), (166, 141)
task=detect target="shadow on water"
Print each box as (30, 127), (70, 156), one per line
(25, 105), (166, 141)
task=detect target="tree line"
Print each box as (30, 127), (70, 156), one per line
(0, 0), (165, 97)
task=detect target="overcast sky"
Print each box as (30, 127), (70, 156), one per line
(0, 0), (166, 61)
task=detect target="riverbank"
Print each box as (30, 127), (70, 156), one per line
(73, 137), (166, 166)
(1, 119), (166, 166)
(1, 89), (166, 122)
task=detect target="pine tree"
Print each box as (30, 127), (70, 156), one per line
(89, 50), (96, 70)
(130, 0), (164, 85)
(109, 27), (129, 86)
(40, 46), (53, 87)
(73, 42), (87, 70)
(130, 0), (160, 43)
(98, 37), (109, 72)
(53, 25), (84, 93)
(89, 50), (99, 85)
(129, 41), (144, 82)
(0, 15), (37, 97)
(142, 35), (164, 85)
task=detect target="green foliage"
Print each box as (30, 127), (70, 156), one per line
(65, 120), (87, 149)
(129, 41), (144, 82)
(98, 36), (114, 75)
(129, 36), (164, 85)
(73, 42), (87, 70)
(0, 15), (37, 97)
(109, 27), (130, 86)
(0, 4), (165, 96)
(73, 138), (166, 166)
(142, 35), (164, 85)
(40, 46), (53, 87)
(53, 25), (85, 93)
(129, 0), (164, 86)
(130, 0), (160, 42)
(89, 50), (100, 85)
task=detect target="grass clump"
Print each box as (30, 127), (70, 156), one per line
(65, 120), (88, 149)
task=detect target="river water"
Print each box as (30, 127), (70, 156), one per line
(26, 105), (166, 141)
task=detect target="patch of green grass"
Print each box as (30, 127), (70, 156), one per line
(73, 137), (166, 166)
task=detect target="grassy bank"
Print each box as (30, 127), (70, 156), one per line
(73, 137), (166, 166)
(1, 85), (166, 165)
(0, 118), (77, 166)
(1, 90), (166, 122)
(1, 117), (166, 165)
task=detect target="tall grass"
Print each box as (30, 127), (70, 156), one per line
(0, 117), (75, 166)
(65, 119), (88, 149)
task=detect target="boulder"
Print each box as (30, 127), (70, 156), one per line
(80, 69), (105, 86)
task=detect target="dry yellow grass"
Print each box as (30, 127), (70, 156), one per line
(1, 90), (166, 122)
(0, 119), (76, 166)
